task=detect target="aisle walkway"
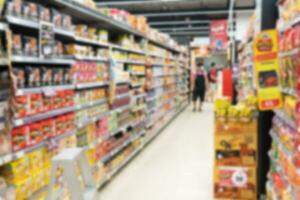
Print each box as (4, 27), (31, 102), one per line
(99, 104), (214, 200)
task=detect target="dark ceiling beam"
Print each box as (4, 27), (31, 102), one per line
(159, 27), (209, 32)
(140, 9), (254, 17)
(149, 20), (209, 26)
(168, 31), (209, 36)
(96, 0), (184, 6)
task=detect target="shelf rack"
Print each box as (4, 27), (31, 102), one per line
(0, 1), (191, 199)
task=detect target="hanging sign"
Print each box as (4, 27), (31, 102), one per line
(253, 29), (282, 110)
(210, 19), (228, 50)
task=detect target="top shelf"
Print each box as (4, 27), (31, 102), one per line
(46, 0), (182, 53)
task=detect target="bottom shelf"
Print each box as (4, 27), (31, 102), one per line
(97, 102), (188, 189)
(29, 102), (189, 199)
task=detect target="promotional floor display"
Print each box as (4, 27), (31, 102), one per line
(214, 97), (258, 200)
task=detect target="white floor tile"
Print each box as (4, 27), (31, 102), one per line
(99, 103), (214, 200)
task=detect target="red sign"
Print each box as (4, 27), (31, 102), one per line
(210, 19), (228, 50)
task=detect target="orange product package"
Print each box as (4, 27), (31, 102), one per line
(214, 165), (257, 200)
(29, 122), (43, 146)
(11, 126), (29, 152)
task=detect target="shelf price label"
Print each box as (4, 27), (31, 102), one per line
(253, 29), (282, 110)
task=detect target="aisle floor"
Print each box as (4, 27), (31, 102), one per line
(99, 104), (214, 200)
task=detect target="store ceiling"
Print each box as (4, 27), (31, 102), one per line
(95, 0), (256, 44)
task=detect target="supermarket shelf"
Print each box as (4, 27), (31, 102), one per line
(131, 105), (146, 112)
(116, 60), (146, 65)
(46, 1), (181, 53)
(77, 111), (110, 129)
(269, 129), (295, 169)
(7, 15), (39, 29)
(280, 15), (300, 32)
(74, 36), (110, 47)
(15, 85), (75, 96)
(74, 55), (109, 62)
(12, 56), (75, 65)
(75, 81), (109, 89)
(274, 109), (296, 129)
(279, 48), (299, 57)
(282, 87), (298, 97)
(75, 98), (107, 111)
(115, 93), (130, 100)
(130, 71), (145, 76)
(131, 83), (143, 88)
(132, 93), (146, 100)
(7, 16), (74, 38)
(112, 104), (130, 113)
(0, 129), (76, 167)
(146, 95), (160, 102)
(101, 138), (132, 163)
(131, 119), (145, 128)
(149, 83), (164, 90)
(97, 103), (187, 189)
(54, 27), (75, 38)
(111, 44), (146, 55)
(13, 106), (74, 127)
(110, 123), (132, 137)
(151, 63), (165, 66)
(144, 103), (187, 145)
(116, 80), (130, 85)
(101, 145), (143, 187)
(148, 52), (166, 59)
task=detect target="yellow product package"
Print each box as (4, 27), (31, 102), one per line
(215, 132), (257, 167)
(2, 156), (30, 184)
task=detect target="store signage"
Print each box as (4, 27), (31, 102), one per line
(253, 29), (282, 110)
(210, 19), (228, 50)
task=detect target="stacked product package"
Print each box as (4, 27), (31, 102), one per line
(214, 97), (258, 200)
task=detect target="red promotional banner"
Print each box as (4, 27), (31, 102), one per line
(210, 19), (228, 50)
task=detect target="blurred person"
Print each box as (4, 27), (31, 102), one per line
(208, 62), (217, 102)
(192, 62), (208, 112)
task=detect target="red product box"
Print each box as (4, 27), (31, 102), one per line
(13, 96), (29, 118)
(29, 122), (43, 146)
(53, 91), (65, 109)
(30, 94), (43, 115)
(55, 115), (67, 136)
(41, 119), (55, 139)
(12, 126), (29, 152)
(96, 118), (108, 137)
(64, 113), (75, 131)
(43, 95), (53, 112)
(65, 90), (75, 107)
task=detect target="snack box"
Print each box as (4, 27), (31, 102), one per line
(11, 126), (29, 152)
(214, 166), (256, 200)
(215, 120), (257, 135)
(1, 156), (30, 183)
(215, 132), (257, 166)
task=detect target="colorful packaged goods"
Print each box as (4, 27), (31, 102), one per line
(214, 97), (258, 199)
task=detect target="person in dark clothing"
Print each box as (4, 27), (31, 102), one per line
(192, 62), (208, 112)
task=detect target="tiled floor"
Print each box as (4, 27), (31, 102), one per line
(99, 103), (214, 200)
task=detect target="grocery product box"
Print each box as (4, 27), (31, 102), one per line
(214, 166), (257, 200)
(215, 120), (257, 135)
(215, 132), (257, 166)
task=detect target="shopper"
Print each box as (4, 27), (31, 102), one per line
(192, 62), (208, 112)
(208, 62), (217, 102)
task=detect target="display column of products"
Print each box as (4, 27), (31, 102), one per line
(214, 97), (258, 200)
